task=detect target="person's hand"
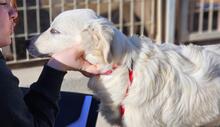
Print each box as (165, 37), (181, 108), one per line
(46, 43), (100, 76)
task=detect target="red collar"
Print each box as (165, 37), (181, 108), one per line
(119, 69), (133, 118)
(100, 63), (134, 118)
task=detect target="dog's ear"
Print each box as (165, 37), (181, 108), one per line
(81, 18), (114, 64)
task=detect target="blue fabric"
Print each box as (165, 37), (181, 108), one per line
(67, 96), (92, 127)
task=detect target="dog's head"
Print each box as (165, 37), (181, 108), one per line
(27, 9), (129, 71)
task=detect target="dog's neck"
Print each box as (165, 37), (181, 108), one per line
(105, 34), (154, 74)
(111, 34), (142, 70)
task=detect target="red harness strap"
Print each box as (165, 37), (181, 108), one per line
(119, 69), (133, 118)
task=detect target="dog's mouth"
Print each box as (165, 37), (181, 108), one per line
(25, 37), (51, 58)
(26, 44), (50, 58)
(29, 52), (50, 58)
(27, 48), (50, 58)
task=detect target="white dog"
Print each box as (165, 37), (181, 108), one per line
(27, 9), (220, 127)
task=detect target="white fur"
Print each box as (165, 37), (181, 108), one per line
(28, 9), (220, 127)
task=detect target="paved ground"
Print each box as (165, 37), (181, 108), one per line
(12, 66), (111, 127)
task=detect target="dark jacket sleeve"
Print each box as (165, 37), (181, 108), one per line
(0, 52), (66, 127)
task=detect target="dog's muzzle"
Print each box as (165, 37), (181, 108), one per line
(25, 35), (49, 57)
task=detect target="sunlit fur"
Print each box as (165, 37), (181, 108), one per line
(88, 35), (220, 127)
(28, 9), (220, 127)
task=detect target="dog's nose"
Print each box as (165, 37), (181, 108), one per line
(25, 39), (31, 49)
(25, 35), (40, 49)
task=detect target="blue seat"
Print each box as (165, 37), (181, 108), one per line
(21, 88), (99, 127)
(55, 92), (99, 127)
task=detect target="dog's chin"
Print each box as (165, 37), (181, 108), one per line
(28, 50), (50, 58)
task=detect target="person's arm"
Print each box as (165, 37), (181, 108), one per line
(22, 45), (101, 126)
(0, 45), (100, 127)
(0, 52), (66, 127)
(24, 64), (66, 127)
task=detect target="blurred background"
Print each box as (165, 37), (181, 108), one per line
(3, 0), (220, 126)
(3, 0), (220, 64)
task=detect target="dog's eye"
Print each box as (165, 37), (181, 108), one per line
(50, 28), (60, 34)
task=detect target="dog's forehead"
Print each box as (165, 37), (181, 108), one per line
(52, 9), (98, 25)
(50, 9), (98, 32)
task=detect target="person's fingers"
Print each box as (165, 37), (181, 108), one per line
(75, 49), (84, 59)
(80, 70), (96, 77)
(83, 64), (100, 74)
(81, 60), (100, 74)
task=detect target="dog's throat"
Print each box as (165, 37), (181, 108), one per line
(119, 69), (133, 118)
